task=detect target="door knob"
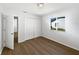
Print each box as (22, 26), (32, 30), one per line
(11, 33), (14, 35)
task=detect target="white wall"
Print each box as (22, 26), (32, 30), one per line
(1, 14), (7, 49)
(0, 13), (2, 54)
(0, 14), (2, 53)
(42, 7), (79, 50)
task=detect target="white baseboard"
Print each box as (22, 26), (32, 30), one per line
(42, 35), (79, 51)
(18, 36), (41, 43)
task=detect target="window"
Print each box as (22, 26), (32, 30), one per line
(50, 16), (65, 32)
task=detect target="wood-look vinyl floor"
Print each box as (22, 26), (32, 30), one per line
(1, 37), (79, 55)
(14, 32), (18, 43)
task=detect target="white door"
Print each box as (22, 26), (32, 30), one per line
(5, 14), (14, 49)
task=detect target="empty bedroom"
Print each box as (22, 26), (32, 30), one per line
(0, 3), (79, 55)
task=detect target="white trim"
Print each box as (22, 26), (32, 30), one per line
(18, 36), (41, 43)
(18, 39), (27, 43)
(42, 35), (79, 51)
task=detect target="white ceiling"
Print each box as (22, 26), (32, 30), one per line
(0, 3), (79, 16)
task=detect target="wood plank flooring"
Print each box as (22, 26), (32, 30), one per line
(14, 32), (18, 43)
(1, 37), (79, 55)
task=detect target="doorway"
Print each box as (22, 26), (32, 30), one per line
(14, 16), (18, 43)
